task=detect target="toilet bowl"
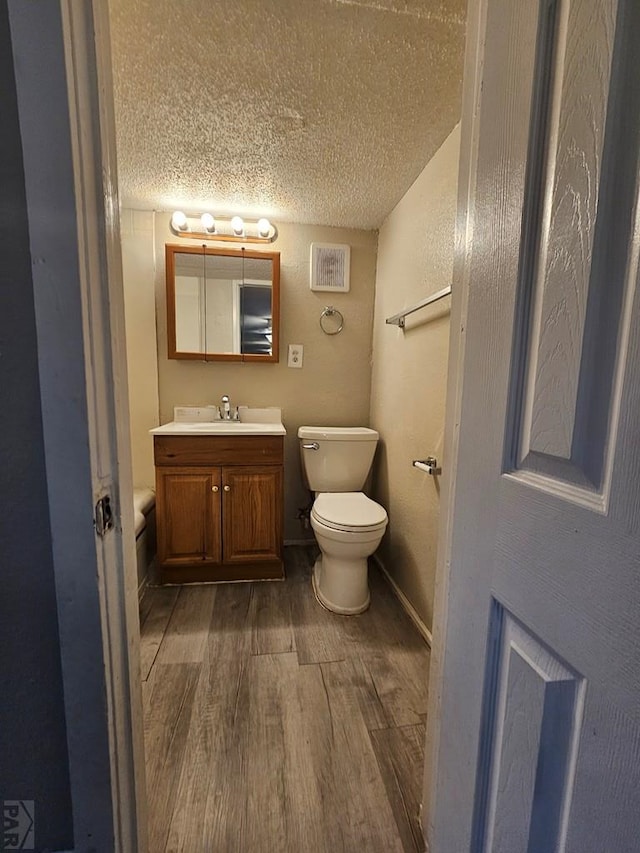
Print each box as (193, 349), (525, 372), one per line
(310, 492), (388, 614)
(298, 425), (388, 615)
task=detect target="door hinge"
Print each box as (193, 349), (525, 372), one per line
(95, 495), (114, 537)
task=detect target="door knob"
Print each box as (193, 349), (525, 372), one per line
(211, 485), (219, 492)
(223, 485), (231, 492)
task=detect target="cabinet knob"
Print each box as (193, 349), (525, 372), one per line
(211, 485), (219, 492)
(223, 484), (231, 492)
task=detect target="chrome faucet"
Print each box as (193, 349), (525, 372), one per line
(221, 395), (231, 420)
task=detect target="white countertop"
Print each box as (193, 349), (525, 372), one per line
(150, 421), (286, 436)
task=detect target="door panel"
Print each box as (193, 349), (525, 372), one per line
(510, 0), (637, 499)
(474, 605), (586, 852)
(518, 0), (616, 467)
(428, 0), (640, 850)
(157, 467), (221, 565)
(222, 465), (283, 563)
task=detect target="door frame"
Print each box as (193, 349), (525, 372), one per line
(422, 0), (489, 847)
(8, 1), (147, 850)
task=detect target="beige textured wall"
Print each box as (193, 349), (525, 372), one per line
(120, 209), (160, 487)
(153, 213), (378, 540)
(370, 124), (460, 631)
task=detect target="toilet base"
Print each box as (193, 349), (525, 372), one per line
(312, 555), (370, 615)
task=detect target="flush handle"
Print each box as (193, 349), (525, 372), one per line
(302, 442), (320, 450)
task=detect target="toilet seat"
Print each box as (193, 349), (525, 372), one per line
(312, 492), (388, 533)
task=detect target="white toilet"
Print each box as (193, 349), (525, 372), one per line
(298, 426), (388, 614)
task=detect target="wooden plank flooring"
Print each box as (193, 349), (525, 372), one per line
(139, 545), (431, 852)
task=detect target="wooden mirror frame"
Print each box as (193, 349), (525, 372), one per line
(166, 244), (280, 362)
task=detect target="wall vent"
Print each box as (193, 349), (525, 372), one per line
(309, 243), (351, 292)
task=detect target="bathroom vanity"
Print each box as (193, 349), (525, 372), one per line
(151, 422), (285, 584)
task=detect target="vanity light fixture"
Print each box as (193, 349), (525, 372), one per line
(200, 212), (216, 233)
(257, 218), (271, 238)
(169, 210), (278, 243)
(171, 210), (189, 231)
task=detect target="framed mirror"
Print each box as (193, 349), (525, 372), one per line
(166, 244), (280, 362)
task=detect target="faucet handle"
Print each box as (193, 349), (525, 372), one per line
(220, 394), (232, 420)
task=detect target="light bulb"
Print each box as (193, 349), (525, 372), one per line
(200, 213), (215, 232)
(231, 216), (244, 235)
(257, 218), (271, 238)
(171, 210), (188, 231)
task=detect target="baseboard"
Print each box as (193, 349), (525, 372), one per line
(372, 554), (433, 647)
(284, 538), (315, 546)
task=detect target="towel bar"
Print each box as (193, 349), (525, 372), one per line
(386, 285), (451, 328)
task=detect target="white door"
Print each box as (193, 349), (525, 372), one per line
(426, 0), (640, 851)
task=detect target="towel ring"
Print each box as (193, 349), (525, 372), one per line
(319, 306), (344, 335)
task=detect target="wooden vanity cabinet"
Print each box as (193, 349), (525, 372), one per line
(154, 434), (284, 583)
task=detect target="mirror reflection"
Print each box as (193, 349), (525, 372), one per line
(166, 245), (280, 362)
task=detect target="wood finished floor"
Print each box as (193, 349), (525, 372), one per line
(139, 545), (430, 853)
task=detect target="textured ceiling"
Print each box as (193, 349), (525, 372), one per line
(108, 0), (466, 230)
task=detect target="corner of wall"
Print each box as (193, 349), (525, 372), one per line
(368, 125), (462, 631)
(120, 207), (160, 488)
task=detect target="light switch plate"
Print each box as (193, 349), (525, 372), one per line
(287, 344), (304, 368)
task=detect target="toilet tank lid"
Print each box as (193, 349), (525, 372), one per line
(298, 426), (379, 441)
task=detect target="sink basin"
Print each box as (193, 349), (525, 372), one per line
(150, 420), (286, 436)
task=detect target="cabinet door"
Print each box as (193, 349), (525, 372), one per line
(156, 466), (222, 566)
(222, 465), (283, 563)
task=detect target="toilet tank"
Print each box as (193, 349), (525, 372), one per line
(298, 426), (379, 492)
